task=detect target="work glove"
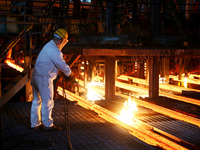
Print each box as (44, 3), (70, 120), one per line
(65, 72), (75, 82)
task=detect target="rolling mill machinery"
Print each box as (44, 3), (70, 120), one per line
(0, 0), (200, 150)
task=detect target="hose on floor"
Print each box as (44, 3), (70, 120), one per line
(62, 78), (73, 150)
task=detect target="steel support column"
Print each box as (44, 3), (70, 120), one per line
(149, 56), (159, 98)
(105, 56), (116, 101)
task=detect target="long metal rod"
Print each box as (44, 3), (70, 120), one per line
(76, 77), (200, 127)
(90, 84), (200, 128)
(57, 86), (189, 150)
(117, 75), (200, 106)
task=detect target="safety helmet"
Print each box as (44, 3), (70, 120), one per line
(54, 28), (68, 39)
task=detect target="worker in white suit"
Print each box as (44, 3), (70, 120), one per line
(31, 28), (71, 131)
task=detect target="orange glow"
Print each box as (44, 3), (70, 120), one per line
(117, 96), (138, 125)
(5, 60), (24, 72)
(184, 77), (187, 88)
(86, 81), (104, 102)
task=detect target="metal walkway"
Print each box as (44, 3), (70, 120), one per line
(1, 100), (157, 150)
(137, 107), (200, 147)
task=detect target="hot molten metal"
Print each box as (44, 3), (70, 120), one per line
(117, 96), (138, 125)
(5, 60), (24, 72)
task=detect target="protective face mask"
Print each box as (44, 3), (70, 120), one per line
(60, 39), (68, 50)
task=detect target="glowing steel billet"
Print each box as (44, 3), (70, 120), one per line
(117, 75), (146, 84)
(57, 86), (188, 150)
(121, 93), (200, 127)
(81, 78), (200, 128)
(160, 91), (200, 106)
(5, 60), (24, 72)
(76, 78), (200, 126)
(89, 85), (200, 128)
(117, 75), (200, 93)
(78, 77), (200, 107)
(116, 81), (148, 95)
(117, 79), (200, 106)
(117, 75), (200, 106)
(170, 75), (200, 85)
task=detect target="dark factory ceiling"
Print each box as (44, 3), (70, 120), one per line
(0, 0), (200, 57)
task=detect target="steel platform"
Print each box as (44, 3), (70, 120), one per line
(1, 100), (157, 150)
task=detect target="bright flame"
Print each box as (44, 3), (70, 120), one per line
(184, 77), (187, 88)
(117, 96), (138, 125)
(5, 60), (24, 72)
(86, 82), (104, 102)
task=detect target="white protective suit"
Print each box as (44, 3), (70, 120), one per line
(31, 40), (71, 128)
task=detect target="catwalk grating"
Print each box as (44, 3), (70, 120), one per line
(137, 113), (200, 146)
(1, 100), (157, 150)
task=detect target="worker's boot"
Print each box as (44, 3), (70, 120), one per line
(44, 124), (62, 131)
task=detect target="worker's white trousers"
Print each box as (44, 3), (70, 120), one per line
(31, 75), (54, 128)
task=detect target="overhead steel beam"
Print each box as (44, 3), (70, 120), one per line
(83, 48), (200, 56)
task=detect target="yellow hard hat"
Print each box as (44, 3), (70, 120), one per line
(54, 28), (68, 39)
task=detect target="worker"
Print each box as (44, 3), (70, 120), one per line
(31, 28), (72, 131)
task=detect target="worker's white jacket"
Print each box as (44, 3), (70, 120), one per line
(31, 40), (71, 127)
(33, 40), (71, 79)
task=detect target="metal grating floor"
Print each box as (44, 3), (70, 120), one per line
(138, 113), (200, 146)
(1, 100), (158, 150)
